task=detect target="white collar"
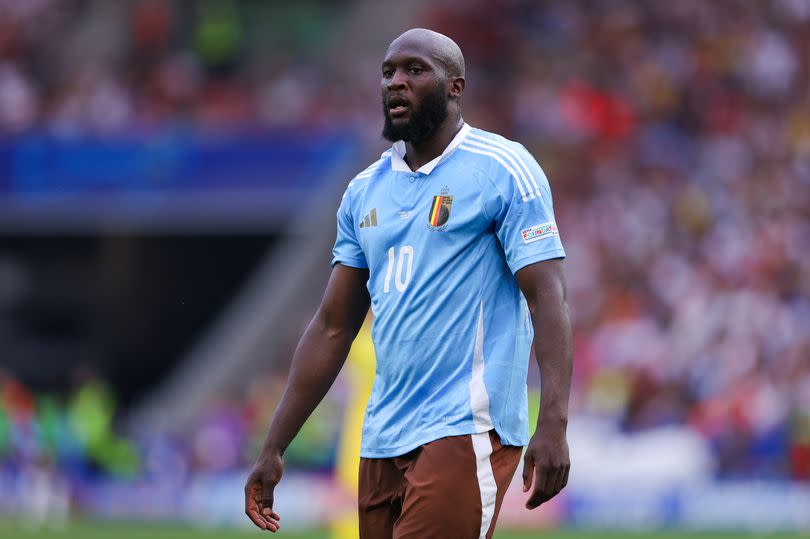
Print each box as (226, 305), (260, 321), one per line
(390, 123), (471, 175)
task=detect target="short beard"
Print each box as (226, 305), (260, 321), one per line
(382, 85), (449, 145)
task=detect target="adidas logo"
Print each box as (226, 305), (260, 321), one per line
(359, 208), (378, 228)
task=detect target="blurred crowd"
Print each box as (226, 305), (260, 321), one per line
(0, 0), (367, 134)
(0, 368), (139, 479)
(0, 368), (343, 482)
(1, 0), (810, 485)
(422, 0), (810, 480)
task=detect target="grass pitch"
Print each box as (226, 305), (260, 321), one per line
(0, 518), (807, 538)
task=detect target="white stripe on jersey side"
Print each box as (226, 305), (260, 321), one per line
(459, 145), (531, 202)
(470, 301), (494, 431)
(471, 432), (497, 539)
(463, 137), (537, 200)
(467, 133), (543, 197)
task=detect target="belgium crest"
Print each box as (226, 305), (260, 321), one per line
(428, 186), (453, 229)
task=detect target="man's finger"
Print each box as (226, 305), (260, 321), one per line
(261, 496), (275, 520)
(526, 482), (551, 509)
(553, 464), (568, 494)
(527, 464), (563, 509)
(260, 477), (274, 507)
(259, 499), (280, 533)
(527, 465), (545, 508)
(245, 481), (269, 530)
(245, 494), (268, 530)
(543, 465), (562, 497)
(561, 465), (570, 489)
(261, 507), (281, 521)
(246, 508), (268, 530)
(536, 463), (551, 496)
(261, 482), (281, 521)
(522, 454), (534, 492)
(261, 514), (280, 533)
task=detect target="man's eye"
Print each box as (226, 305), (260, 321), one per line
(409, 67), (422, 74)
(382, 69), (393, 78)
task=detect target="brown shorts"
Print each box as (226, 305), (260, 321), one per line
(358, 430), (522, 539)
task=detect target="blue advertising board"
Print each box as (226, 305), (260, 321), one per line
(0, 130), (358, 233)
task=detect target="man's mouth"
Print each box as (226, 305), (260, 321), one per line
(387, 96), (410, 117)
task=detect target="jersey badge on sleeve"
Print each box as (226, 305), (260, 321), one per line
(521, 222), (558, 244)
(427, 186), (453, 231)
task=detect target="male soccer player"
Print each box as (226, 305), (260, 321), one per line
(245, 28), (572, 538)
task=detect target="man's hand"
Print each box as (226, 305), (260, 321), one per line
(244, 451), (284, 532)
(522, 427), (570, 509)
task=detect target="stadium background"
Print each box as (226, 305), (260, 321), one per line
(1, 0), (809, 537)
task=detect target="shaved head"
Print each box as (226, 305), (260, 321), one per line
(387, 28), (465, 79)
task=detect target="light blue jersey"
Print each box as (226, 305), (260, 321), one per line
(332, 124), (565, 458)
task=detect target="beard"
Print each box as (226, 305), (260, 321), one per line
(382, 84), (449, 144)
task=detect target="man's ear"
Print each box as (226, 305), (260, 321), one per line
(449, 77), (465, 98)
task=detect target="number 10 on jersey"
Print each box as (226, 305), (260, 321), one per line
(383, 245), (413, 293)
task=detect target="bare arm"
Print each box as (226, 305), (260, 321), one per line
(260, 263), (370, 454)
(514, 258), (573, 509)
(245, 263), (370, 532)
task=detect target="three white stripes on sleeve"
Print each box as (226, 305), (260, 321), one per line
(460, 133), (543, 202)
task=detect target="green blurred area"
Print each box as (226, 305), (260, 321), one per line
(0, 519), (806, 539)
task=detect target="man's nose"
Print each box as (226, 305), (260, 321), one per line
(387, 69), (407, 90)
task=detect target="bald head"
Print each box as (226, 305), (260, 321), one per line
(381, 28), (465, 146)
(387, 28), (465, 79)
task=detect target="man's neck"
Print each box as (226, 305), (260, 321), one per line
(404, 116), (464, 172)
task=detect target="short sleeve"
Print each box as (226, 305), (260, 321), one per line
(331, 187), (368, 268)
(488, 150), (565, 274)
